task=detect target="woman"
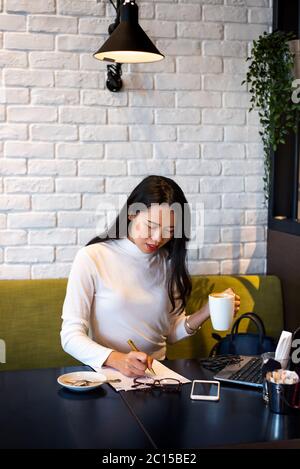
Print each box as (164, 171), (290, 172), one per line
(61, 175), (240, 377)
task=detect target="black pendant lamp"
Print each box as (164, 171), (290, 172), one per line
(93, 0), (164, 64)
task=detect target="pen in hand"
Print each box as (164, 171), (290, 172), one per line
(127, 339), (156, 375)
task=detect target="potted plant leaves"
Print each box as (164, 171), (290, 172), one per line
(243, 31), (299, 201)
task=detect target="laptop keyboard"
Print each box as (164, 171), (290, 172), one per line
(228, 357), (263, 384)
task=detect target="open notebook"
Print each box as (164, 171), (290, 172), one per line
(94, 360), (191, 392)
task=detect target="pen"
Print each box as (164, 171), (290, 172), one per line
(127, 339), (156, 375)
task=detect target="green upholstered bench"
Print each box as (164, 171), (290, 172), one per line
(0, 279), (78, 372)
(0, 275), (284, 372)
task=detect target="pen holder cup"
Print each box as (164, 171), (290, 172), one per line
(266, 380), (300, 414)
(261, 353), (289, 403)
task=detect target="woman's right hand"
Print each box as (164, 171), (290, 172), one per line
(104, 351), (153, 378)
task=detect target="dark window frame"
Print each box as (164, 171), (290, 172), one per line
(268, 0), (300, 236)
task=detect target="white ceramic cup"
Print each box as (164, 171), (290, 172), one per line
(208, 292), (235, 331)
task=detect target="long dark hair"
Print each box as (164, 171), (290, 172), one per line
(87, 175), (192, 315)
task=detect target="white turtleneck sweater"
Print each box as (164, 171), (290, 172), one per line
(60, 237), (192, 369)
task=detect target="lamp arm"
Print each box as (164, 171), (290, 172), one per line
(108, 0), (121, 35)
(106, 0), (123, 92)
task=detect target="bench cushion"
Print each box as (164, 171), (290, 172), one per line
(0, 275), (284, 371)
(0, 279), (78, 371)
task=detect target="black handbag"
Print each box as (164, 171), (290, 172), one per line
(209, 312), (277, 357)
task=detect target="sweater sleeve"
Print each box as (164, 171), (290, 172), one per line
(164, 257), (197, 344)
(60, 248), (113, 369)
(166, 287), (198, 344)
(166, 307), (198, 344)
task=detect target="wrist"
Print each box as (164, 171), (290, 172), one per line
(202, 302), (211, 321)
(184, 303), (210, 334)
(104, 350), (123, 368)
(184, 315), (201, 335)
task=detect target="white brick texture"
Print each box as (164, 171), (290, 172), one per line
(5, 1), (56, 14)
(0, 1), (272, 278)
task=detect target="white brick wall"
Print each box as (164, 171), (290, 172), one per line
(0, 0), (272, 278)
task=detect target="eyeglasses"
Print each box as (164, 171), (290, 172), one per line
(132, 377), (182, 393)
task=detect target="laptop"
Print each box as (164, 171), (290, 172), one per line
(213, 355), (263, 388)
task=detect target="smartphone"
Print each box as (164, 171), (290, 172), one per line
(190, 380), (220, 401)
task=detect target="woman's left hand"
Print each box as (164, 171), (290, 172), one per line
(222, 288), (240, 317)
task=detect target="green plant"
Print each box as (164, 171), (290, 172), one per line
(243, 31), (298, 200)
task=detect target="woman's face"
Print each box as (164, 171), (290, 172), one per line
(128, 204), (175, 254)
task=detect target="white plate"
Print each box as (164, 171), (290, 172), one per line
(57, 371), (108, 392)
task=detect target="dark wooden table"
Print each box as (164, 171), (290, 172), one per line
(0, 365), (152, 449)
(122, 359), (300, 448)
(1, 360), (300, 449)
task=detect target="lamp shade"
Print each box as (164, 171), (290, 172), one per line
(93, 0), (164, 64)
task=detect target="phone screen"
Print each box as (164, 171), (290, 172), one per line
(192, 381), (219, 398)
